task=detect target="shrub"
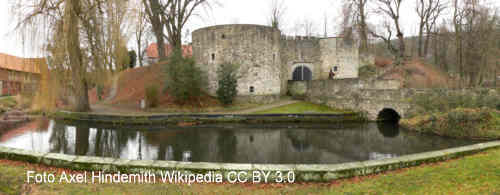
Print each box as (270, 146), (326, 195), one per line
(145, 84), (159, 108)
(411, 89), (499, 115)
(163, 50), (203, 104)
(400, 108), (497, 139)
(96, 85), (103, 101)
(216, 62), (239, 105)
(359, 65), (377, 79)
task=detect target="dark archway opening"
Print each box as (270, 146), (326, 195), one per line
(292, 66), (312, 81)
(377, 108), (401, 123)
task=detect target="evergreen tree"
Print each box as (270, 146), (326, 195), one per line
(216, 63), (239, 105)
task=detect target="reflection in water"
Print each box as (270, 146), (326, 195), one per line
(377, 122), (400, 138)
(0, 120), (476, 164)
(287, 131), (311, 152)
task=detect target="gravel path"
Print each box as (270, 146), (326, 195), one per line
(104, 76), (119, 102)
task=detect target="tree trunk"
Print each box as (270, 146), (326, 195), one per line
(65, 0), (90, 112)
(154, 29), (166, 59)
(495, 62), (498, 87)
(137, 34), (144, 67)
(397, 33), (406, 63)
(144, 0), (166, 59)
(423, 33), (431, 57)
(417, 23), (424, 57)
(358, 0), (369, 54)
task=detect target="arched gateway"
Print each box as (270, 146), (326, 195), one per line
(292, 65), (312, 81)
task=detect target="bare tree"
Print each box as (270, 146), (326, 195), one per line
(65, 0), (89, 111)
(430, 0), (499, 87)
(371, 20), (400, 56)
(143, 0), (167, 59)
(323, 12), (328, 38)
(415, 0), (446, 57)
(373, 0), (406, 64)
(106, 0), (131, 72)
(163, 0), (213, 50)
(452, 0), (466, 84)
(268, 0), (287, 30)
(302, 18), (317, 37)
(460, 0), (498, 86)
(143, 0), (213, 55)
(15, 0), (91, 111)
(133, 0), (151, 67)
(14, 0), (130, 111)
(342, 0), (370, 53)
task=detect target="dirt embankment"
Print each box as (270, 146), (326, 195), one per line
(90, 64), (218, 109)
(369, 57), (454, 88)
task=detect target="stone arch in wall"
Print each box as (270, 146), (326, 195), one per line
(377, 108), (401, 122)
(291, 63), (313, 81)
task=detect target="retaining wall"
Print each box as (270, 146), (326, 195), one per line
(51, 111), (365, 125)
(1, 141), (499, 182)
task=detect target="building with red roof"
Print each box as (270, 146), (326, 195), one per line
(0, 53), (44, 95)
(145, 43), (192, 65)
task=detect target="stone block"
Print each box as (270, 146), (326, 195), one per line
(72, 156), (116, 172)
(41, 153), (77, 168)
(6, 148), (45, 163)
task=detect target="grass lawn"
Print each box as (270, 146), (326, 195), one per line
(2, 148), (500, 194)
(252, 102), (351, 114)
(0, 96), (17, 111)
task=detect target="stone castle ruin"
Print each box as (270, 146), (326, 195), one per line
(192, 24), (360, 103)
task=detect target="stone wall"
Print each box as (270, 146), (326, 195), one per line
(287, 79), (410, 120)
(192, 24), (363, 103)
(297, 78), (498, 120)
(319, 38), (359, 79)
(279, 36), (360, 94)
(294, 79), (401, 96)
(279, 37), (321, 95)
(287, 81), (308, 98)
(192, 24), (281, 97)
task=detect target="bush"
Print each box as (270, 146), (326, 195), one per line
(145, 84), (159, 108)
(216, 62), (239, 105)
(359, 65), (377, 79)
(163, 50), (203, 104)
(400, 108), (498, 139)
(96, 85), (103, 101)
(411, 89), (499, 115)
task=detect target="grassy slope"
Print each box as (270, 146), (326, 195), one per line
(1, 148), (500, 194)
(253, 102), (351, 114)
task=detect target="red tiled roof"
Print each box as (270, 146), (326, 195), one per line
(0, 53), (43, 74)
(146, 43), (192, 59)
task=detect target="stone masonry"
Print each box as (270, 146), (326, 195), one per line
(192, 24), (360, 102)
(288, 79), (498, 120)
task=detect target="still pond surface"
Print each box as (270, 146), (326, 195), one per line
(0, 119), (475, 164)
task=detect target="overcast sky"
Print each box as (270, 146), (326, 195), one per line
(1, 0), (499, 58)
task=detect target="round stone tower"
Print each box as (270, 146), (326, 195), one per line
(192, 24), (282, 102)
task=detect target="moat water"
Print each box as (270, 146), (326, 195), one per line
(0, 119), (475, 164)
